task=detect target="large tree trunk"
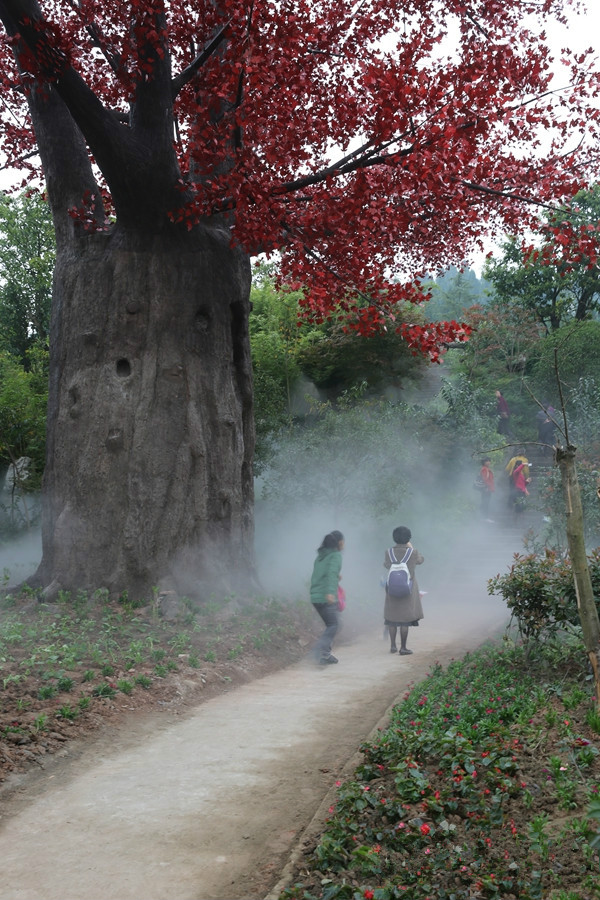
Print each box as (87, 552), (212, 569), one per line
(32, 223), (254, 601)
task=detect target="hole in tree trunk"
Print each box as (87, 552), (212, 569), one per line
(116, 358), (131, 377)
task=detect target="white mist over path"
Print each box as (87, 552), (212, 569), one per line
(0, 521), (519, 900)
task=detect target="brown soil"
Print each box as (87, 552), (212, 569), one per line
(0, 594), (317, 788)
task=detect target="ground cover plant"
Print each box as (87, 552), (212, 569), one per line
(279, 638), (600, 900)
(0, 586), (315, 786)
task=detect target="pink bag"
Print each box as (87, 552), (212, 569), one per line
(337, 585), (346, 611)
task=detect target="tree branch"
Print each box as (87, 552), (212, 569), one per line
(63, 0), (122, 75)
(171, 21), (231, 99)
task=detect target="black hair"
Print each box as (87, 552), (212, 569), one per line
(481, 457), (491, 465)
(319, 530), (344, 550)
(392, 526), (411, 544)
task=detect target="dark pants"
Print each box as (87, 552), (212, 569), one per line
(312, 603), (338, 658)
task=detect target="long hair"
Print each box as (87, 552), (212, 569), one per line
(319, 530), (344, 551)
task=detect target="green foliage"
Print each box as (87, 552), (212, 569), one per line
(532, 321), (600, 400)
(438, 374), (497, 445)
(249, 263), (427, 470)
(92, 682), (116, 698)
(457, 302), (542, 383)
(260, 388), (422, 519)
(488, 549), (600, 641)
(294, 318), (426, 395)
(484, 188), (600, 333)
(535, 458), (600, 550)
(484, 235), (568, 333)
(0, 192), (54, 364)
(566, 377), (600, 456)
(422, 266), (489, 322)
(250, 266), (306, 472)
(0, 346), (48, 478)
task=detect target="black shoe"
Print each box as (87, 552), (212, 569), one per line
(399, 648), (413, 655)
(390, 646), (398, 653)
(319, 654), (338, 665)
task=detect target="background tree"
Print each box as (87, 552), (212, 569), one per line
(422, 267), (488, 323)
(0, 345), (48, 483)
(294, 313), (427, 399)
(532, 321), (600, 398)
(260, 390), (415, 522)
(0, 191), (54, 364)
(0, 0), (598, 599)
(458, 302), (543, 382)
(484, 186), (600, 333)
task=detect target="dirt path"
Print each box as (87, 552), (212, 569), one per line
(0, 559), (511, 900)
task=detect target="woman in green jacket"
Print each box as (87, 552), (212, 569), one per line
(310, 530), (344, 665)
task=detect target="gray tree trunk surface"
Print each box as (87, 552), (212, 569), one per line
(33, 225), (254, 600)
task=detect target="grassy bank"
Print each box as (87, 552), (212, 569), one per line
(279, 637), (600, 900)
(0, 587), (315, 786)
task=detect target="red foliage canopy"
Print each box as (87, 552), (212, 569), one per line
(0, 0), (599, 359)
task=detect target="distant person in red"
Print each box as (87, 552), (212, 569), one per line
(479, 457), (495, 521)
(495, 390), (511, 437)
(511, 461), (530, 517)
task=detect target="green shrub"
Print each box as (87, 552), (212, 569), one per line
(532, 322), (600, 398)
(488, 548), (600, 640)
(92, 682), (116, 698)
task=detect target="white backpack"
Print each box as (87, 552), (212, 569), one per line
(386, 547), (413, 598)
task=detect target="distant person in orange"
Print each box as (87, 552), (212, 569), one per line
(479, 457), (495, 522)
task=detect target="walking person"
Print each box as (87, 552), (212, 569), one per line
(505, 450), (530, 512)
(479, 457), (495, 522)
(383, 526), (424, 656)
(511, 460), (531, 519)
(310, 530), (344, 665)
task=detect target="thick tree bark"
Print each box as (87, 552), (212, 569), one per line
(31, 223), (254, 601)
(0, 2), (261, 600)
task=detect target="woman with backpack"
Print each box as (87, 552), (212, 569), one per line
(310, 530), (344, 665)
(383, 526), (424, 656)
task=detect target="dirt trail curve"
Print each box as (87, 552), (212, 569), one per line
(0, 526), (517, 900)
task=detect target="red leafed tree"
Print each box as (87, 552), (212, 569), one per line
(0, 0), (598, 599)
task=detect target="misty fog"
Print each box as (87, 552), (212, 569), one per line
(0, 364), (539, 647)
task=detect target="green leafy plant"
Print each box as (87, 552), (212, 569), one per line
(37, 684), (56, 700)
(488, 549), (600, 641)
(92, 683), (116, 698)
